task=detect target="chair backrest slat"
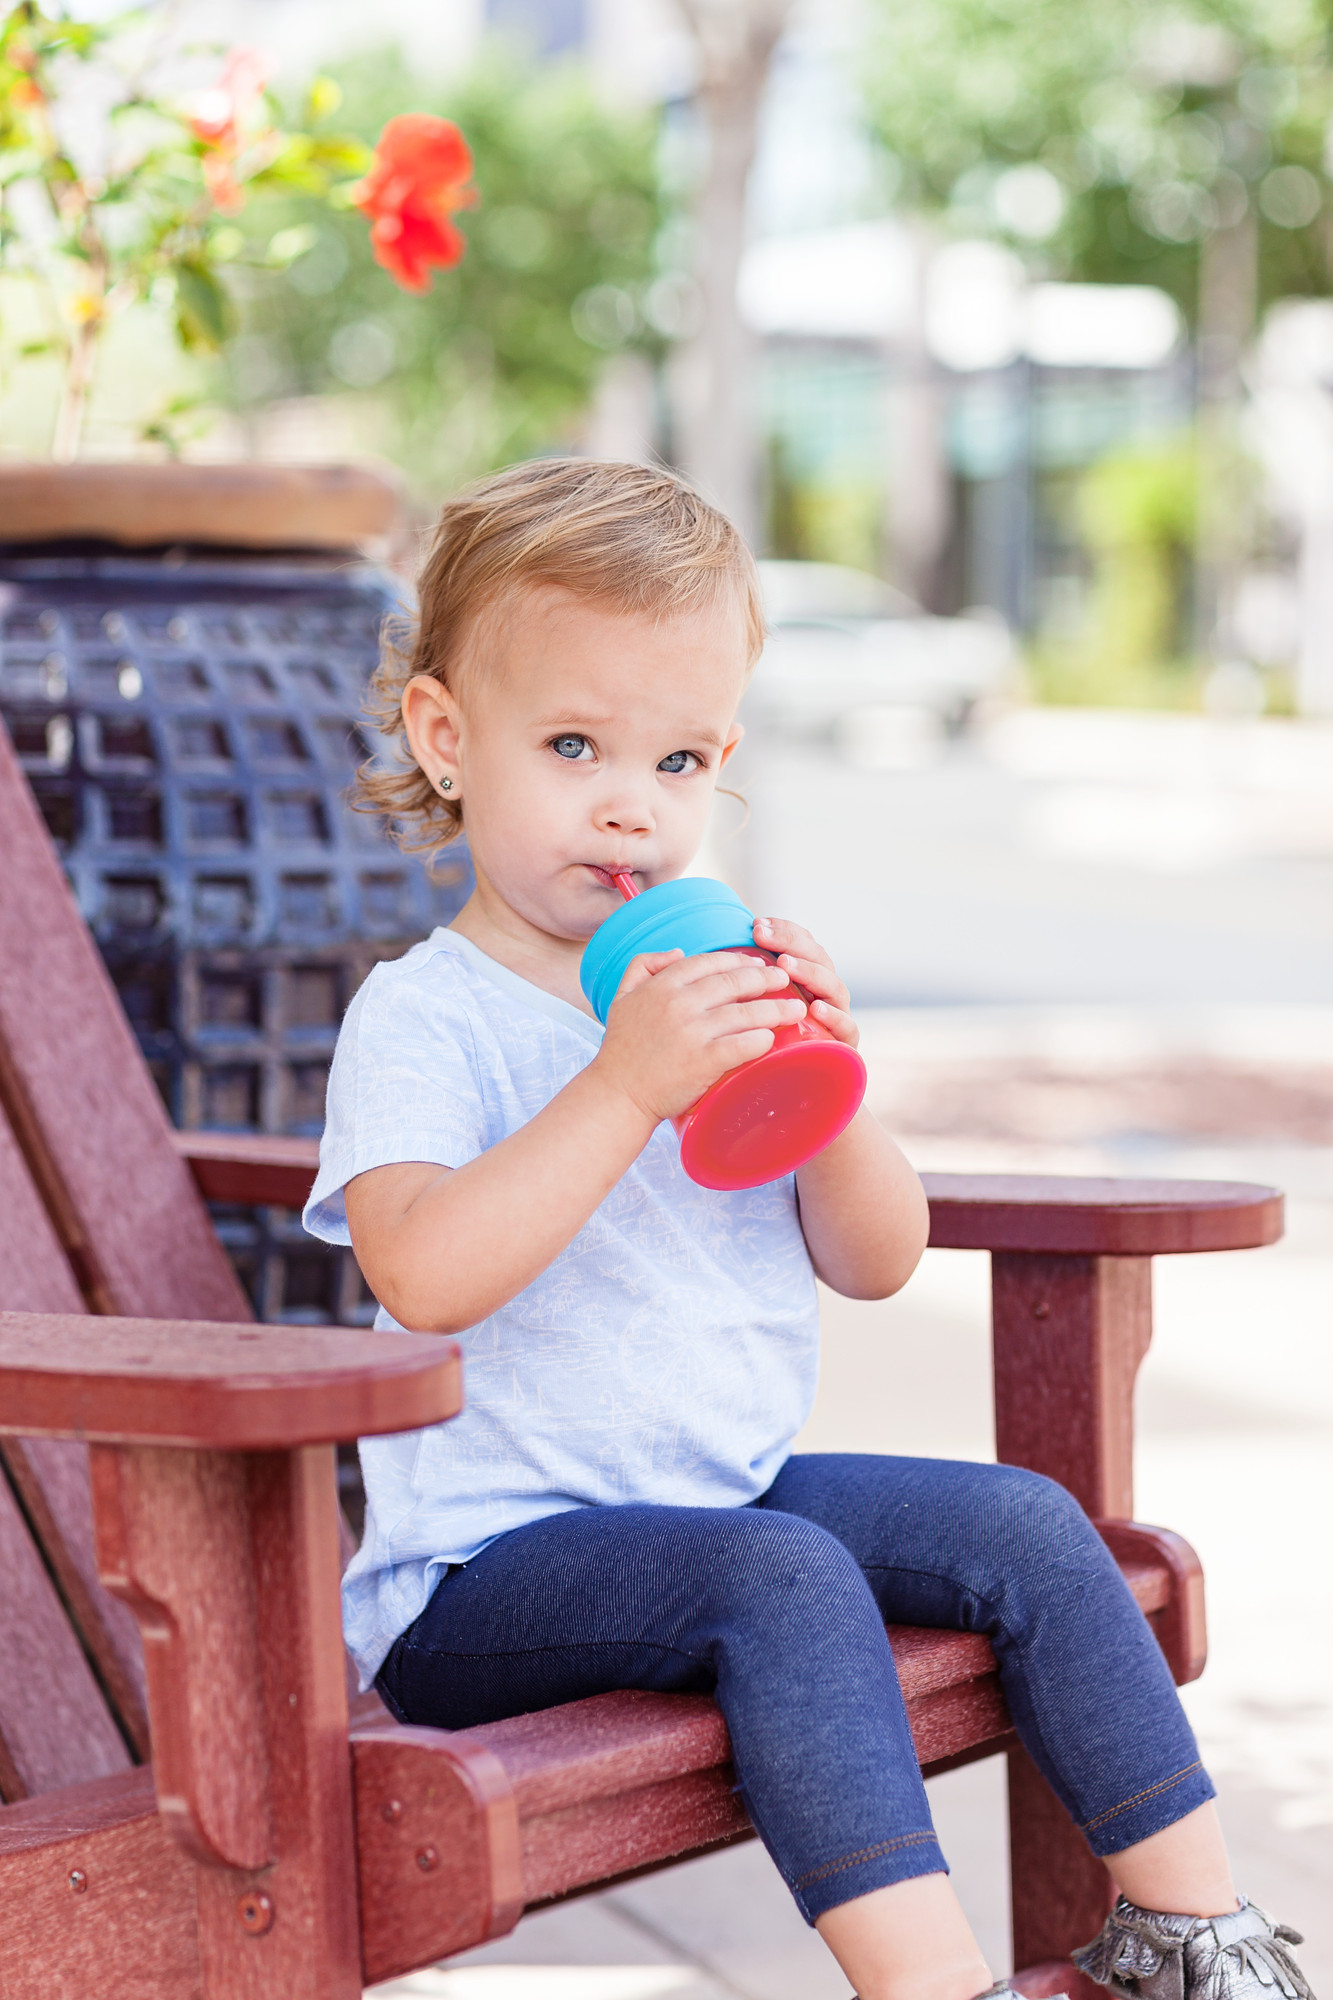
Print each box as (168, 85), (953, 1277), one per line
(0, 731), (362, 1795)
(1, 1438), (150, 1756)
(0, 1103), (83, 1315)
(0, 722), (250, 1323)
(0, 1096), (150, 1786)
(0, 728), (221, 1794)
(0, 1461), (132, 1801)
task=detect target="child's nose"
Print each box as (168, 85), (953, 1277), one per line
(597, 786), (654, 836)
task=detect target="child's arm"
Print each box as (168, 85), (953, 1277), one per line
(753, 916), (930, 1301)
(344, 950), (805, 1334)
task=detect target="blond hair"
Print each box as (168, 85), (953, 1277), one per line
(356, 458), (764, 858)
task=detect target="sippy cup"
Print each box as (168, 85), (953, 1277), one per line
(580, 874), (867, 1191)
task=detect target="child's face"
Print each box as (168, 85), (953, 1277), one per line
(403, 583), (749, 942)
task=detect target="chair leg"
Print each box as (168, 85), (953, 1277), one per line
(1008, 1745), (1113, 1999)
(94, 1443), (362, 2000)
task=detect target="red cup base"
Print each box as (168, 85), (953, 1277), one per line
(676, 1031), (867, 1191)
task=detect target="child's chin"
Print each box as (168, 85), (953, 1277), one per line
(538, 893), (603, 944)
(566, 900), (606, 940)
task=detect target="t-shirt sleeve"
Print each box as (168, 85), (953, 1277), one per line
(303, 956), (490, 1246)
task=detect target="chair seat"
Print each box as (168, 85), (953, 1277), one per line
(349, 1551), (1172, 1983)
(499, 1552), (1168, 1895)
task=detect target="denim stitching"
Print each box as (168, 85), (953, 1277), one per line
(1081, 1760), (1203, 1834)
(795, 1829), (938, 1889)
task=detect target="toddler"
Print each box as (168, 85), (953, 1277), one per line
(304, 459), (1312, 2000)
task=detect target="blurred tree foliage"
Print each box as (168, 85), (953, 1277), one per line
(231, 46), (665, 496)
(859, 0), (1333, 323)
(766, 439), (884, 574)
(1031, 436), (1201, 704)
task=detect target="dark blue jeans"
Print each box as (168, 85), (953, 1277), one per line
(377, 1454), (1214, 1923)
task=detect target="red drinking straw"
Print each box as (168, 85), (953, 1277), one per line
(612, 871), (640, 901)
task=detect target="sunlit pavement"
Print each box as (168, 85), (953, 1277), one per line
(727, 707), (1333, 1008)
(370, 707), (1333, 1997)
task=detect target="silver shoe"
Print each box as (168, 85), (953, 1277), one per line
(974, 1987), (1069, 2000)
(1073, 1894), (1314, 2000)
(855, 1989), (1070, 2000)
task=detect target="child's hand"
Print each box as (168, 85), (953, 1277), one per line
(594, 949), (807, 1123)
(751, 916), (858, 1049)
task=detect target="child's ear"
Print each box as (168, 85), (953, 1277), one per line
(402, 675), (464, 792)
(719, 721), (745, 768)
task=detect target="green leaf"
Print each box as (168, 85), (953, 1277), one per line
(173, 257), (234, 352)
(265, 223), (318, 266)
(305, 136), (373, 172)
(208, 224), (246, 262)
(306, 74), (343, 122)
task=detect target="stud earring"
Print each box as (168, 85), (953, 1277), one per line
(438, 775), (453, 793)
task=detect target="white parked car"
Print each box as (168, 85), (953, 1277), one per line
(748, 561), (1015, 742)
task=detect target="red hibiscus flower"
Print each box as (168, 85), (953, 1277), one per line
(354, 114), (475, 294)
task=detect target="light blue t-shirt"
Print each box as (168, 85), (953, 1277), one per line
(303, 928), (820, 1688)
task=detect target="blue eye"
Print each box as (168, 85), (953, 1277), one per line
(658, 751), (699, 774)
(551, 735), (590, 760)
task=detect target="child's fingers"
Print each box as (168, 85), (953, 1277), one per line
(774, 951), (850, 1013)
(616, 948), (684, 996)
(709, 1026), (778, 1070)
(628, 950), (762, 992)
(707, 994), (806, 1039)
(677, 957), (792, 1005)
(752, 915), (831, 968)
(679, 950), (788, 987)
(807, 996), (859, 1049)
(772, 947), (857, 1046)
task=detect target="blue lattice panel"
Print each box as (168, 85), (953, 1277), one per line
(0, 543), (471, 1336)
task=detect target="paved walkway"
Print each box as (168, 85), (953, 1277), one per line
(369, 1007), (1333, 1999)
(729, 708), (1333, 1008)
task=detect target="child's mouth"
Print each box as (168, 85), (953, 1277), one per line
(588, 865), (641, 892)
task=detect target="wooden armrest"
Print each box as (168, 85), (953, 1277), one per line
(0, 1312), (460, 1448)
(179, 1147), (1286, 1258)
(922, 1172), (1283, 1255)
(174, 1130), (321, 1209)
(178, 1143), (1286, 1259)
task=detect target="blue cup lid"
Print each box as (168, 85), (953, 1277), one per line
(580, 876), (756, 1023)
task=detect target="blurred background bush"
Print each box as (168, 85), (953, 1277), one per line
(228, 45), (665, 494)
